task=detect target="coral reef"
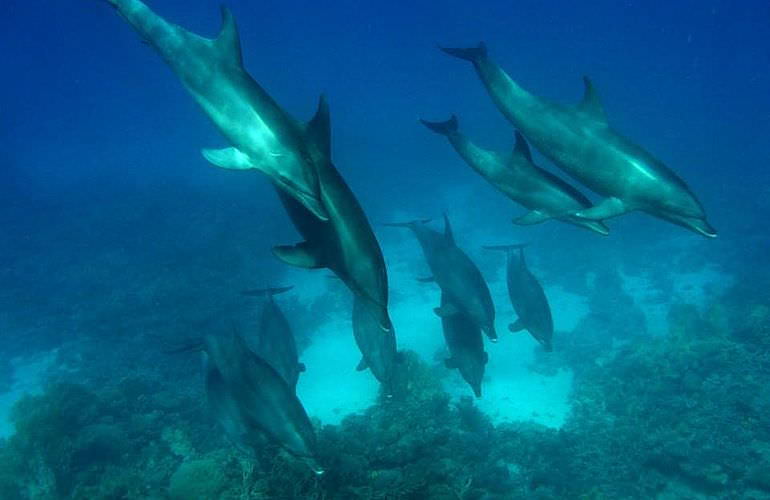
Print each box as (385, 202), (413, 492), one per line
(1, 271), (768, 499)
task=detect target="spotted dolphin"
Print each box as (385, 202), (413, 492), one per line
(442, 43), (716, 238)
(439, 293), (487, 398)
(103, 0), (327, 220)
(385, 215), (497, 342)
(203, 333), (322, 474)
(485, 244), (553, 351)
(420, 115), (609, 235)
(270, 97), (392, 332)
(241, 286), (305, 391)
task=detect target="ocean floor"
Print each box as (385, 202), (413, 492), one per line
(0, 350), (58, 439)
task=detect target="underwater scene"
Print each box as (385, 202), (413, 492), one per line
(1, 0), (769, 498)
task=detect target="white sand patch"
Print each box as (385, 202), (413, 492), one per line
(296, 313), (380, 425)
(300, 222), (575, 428)
(0, 349), (58, 438)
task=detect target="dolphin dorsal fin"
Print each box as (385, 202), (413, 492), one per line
(512, 131), (533, 163)
(306, 94), (331, 158)
(579, 76), (607, 122)
(443, 213), (455, 245)
(215, 6), (243, 67)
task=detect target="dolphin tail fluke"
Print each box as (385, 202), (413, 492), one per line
(241, 286), (294, 297)
(382, 218), (431, 228)
(420, 115), (459, 136)
(483, 243), (529, 253)
(440, 42), (488, 62)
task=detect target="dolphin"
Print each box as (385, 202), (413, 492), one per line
(439, 293), (487, 398)
(420, 115), (609, 235)
(351, 295), (400, 396)
(385, 214), (497, 342)
(241, 286), (305, 391)
(203, 333), (322, 474)
(269, 96), (393, 332)
(103, 0), (327, 220)
(442, 43), (716, 238)
(485, 244), (553, 351)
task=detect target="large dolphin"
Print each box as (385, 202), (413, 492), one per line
(103, 0), (327, 220)
(269, 97), (393, 332)
(385, 215), (497, 342)
(439, 293), (487, 398)
(241, 286), (305, 391)
(442, 43), (716, 238)
(420, 115), (609, 235)
(203, 333), (322, 473)
(351, 295), (399, 396)
(485, 244), (553, 351)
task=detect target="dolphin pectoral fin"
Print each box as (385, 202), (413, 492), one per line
(573, 197), (627, 221)
(434, 302), (460, 318)
(356, 358), (368, 371)
(416, 276), (435, 283)
(513, 210), (552, 225)
(272, 242), (325, 269)
(444, 358), (458, 369)
(202, 147), (256, 170)
(509, 320), (525, 332)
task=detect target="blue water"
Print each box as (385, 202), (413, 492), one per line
(1, 1), (769, 498)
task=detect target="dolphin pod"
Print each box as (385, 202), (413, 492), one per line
(104, 0), (392, 332)
(385, 215), (497, 342)
(104, 0), (327, 221)
(241, 286), (305, 391)
(420, 115), (609, 235)
(203, 333), (322, 473)
(485, 245), (553, 352)
(439, 292), (488, 398)
(98, 0), (720, 476)
(442, 43), (716, 238)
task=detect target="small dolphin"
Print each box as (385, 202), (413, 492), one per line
(203, 333), (322, 474)
(385, 214), (497, 342)
(485, 244), (553, 351)
(241, 286), (305, 391)
(439, 293), (488, 398)
(103, 0), (327, 220)
(420, 115), (609, 235)
(442, 43), (716, 238)
(271, 96), (393, 332)
(351, 295), (399, 396)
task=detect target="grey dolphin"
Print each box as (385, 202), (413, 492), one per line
(103, 0), (327, 220)
(442, 43), (716, 238)
(351, 295), (399, 396)
(439, 293), (487, 398)
(271, 96), (393, 332)
(241, 286), (305, 391)
(385, 215), (497, 341)
(485, 244), (553, 351)
(420, 115), (609, 235)
(203, 333), (322, 473)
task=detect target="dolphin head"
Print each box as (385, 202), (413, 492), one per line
(655, 210), (717, 239)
